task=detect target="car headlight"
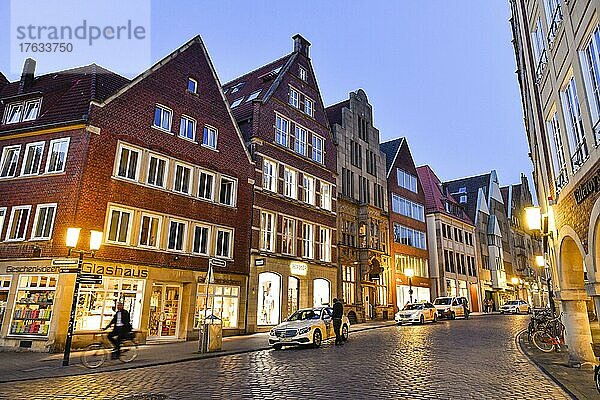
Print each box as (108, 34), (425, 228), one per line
(269, 329), (276, 336)
(299, 327), (311, 335)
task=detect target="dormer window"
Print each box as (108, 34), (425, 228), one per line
(231, 83), (245, 93)
(299, 66), (307, 81)
(230, 98), (243, 108)
(3, 98), (41, 124)
(187, 78), (198, 94)
(246, 90), (261, 102)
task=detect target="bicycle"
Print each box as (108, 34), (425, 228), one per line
(531, 313), (564, 353)
(593, 343), (600, 394)
(527, 308), (554, 342)
(80, 331), (139, 369)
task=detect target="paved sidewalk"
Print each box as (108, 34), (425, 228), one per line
(0, 320), (395, 383)
(518, 330), (598, 399)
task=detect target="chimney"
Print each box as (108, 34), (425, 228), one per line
(18, 58), (36, 94)
(292, 34), (311, 58)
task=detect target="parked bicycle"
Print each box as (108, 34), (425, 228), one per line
(527, 308), (555, 342)
(593, 343), (600, 394)
(531, 312), (565, 353)
(80, 331), (139, 368)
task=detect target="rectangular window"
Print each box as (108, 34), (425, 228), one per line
(0, 145), (20, 178)
(31, 203), (57, 240)
(284, 167), (297, 199)
(312, 134), (324, 163)
(319, 227), (331, 262)
(173, 164), (192, 195)
(299, 66), (307, 81)
(390, 193), (424, 221)
(22, 99), (41, 121)
(139, 214), (161, 248)
(393, 223), (426, 249)
(21, 142), (44, 176)
(0, 208), (6, 238)
(6, 205), (31, 241)
(302, 175), (315, 205)
(3, 99), (41, 124)
(195, 284), (239, 328)
(289, 88), (299, 108)
(263, 159), (277, 192)
(215, 228), (232, 258)
(580, 26), (600, 141)
(188, 78), (198, 94)
(544, 0), (562, 44)
(179, 116), (196, 141)
(116, 145), (140, 181)
(3, 103), (23, 124)
(107, 207), (132, 244)
(219, 177), (236, 206)
(202, 126), (218, 149)
(561, 77), (588, 170)
(275, 115), (289, 147)
(10, 274), (57, 336)
(192, 225), (210, 255)
(46, 138), (70, 174)
(342, 265), (356, 304)
(305, 98), (314, 117)
(396, 169), (417, 192)
(295, 126), (307, 156)
(282, 218), (295, 255)
(198, 171), (215, 201)
(260, 211), (275, 252)
(168, 220), (187, 251)
(320, 182), (332, 211)
(302, 223), (314, 258)
(153, 104), (172, 131)
(147, 155), (167, 188)
(546, 111), (568, 192)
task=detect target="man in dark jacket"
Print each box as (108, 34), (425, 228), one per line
(332, 298), (344, 345)
(104, 302), (132, 358)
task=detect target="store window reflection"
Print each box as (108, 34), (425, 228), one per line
(287, 276), (299, 317)
(257, 272), (281, 325)
(313, 278), (330, 307)
(195, 284), (240, 328)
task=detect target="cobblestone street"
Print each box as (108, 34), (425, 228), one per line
(0, 315), (570, 399)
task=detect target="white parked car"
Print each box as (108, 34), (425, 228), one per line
(395, 302), (437, 324)
(268, 307), (350, 349)
(433, 296), (469, 319)
(500, 300), (530, 314)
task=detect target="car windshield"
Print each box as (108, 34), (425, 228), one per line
(506, 301), (519, 305)
(403, 304), (424, 310)
(287, 309), (321, 321)
(434, 298), (452, 305)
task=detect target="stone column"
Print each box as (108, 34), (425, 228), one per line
(559, 289), (595, 366)
(594, 296), (600, 326)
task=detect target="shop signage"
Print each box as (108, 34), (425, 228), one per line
(574, 168), (600, 204)
(81, 262), (149, 278)
(290, 262), (308, 276)
(59, 266), (79, 274)
(6, 265), (58, 274)
(255, 258), (265, 266)
(52, 258), (79, 267)
(79, 273), (102, 284)
(209, 258), (227, 268)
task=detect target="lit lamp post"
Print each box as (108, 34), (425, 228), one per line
(405, 268), (414, 304)
(511, 277), (521, 300)
(63, 228), (102, 367)
(524, 206), (555, 313)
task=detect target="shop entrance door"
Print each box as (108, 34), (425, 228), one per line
(148, 284), (181, 339)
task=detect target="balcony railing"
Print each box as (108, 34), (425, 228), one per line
(570, 138), (589, 171)
(554, 167), (568, 193)
(547, 3), (563, 45)
(535, 50), (548, 85)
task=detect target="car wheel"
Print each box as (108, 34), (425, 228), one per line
(419, 315), (425, 325)
(312, 329), (322, 348)
(433, 314), (437, 323)
(450, 312), (456, 320)
(273, 344), (282, 351)
(500, 311), (504, 315)
(342, 324), (349, 341)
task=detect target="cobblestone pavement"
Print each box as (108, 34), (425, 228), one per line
(0, 315), (570, 399)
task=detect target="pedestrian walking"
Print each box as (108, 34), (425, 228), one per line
(332, 298), (344, 346)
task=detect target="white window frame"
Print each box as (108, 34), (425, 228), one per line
(289, 88), (299, 108)
(283, 167), (297, 199)
(179, 115), (197, 142)
(6, 205), (32, 242)
(173, 162), (193, 195)
(3, 102), (23, 124)
(31, 203), (57, 240)
(138, 213), (162, 249)
(106, 206), (133, 245)
(312, 134), (324, 163)
(230, 98), (243, 108)
(302, 223), (314, 259)
(147, 153), (169, 189)
(320, 182), (332, 211)
(0, 145), (21, 178)
(153, 104), (172, 132)
(260, 211), (275, 252)
(202, 125), (218, 150)
(167, 219), (188, 252)
(396, 168), (417, 193)
(580, 26), (600, 136)
(215, 227), (233, 259)
(45, 137), (70, 174)
(3, 98), (41, 124)
(295, 126), (307, 156)
(219, 176), (237, 206)
(561, 76), (588, 170)
(305, 98), (314, 117)
(299, 66), (307, 81)
(263, 159), (277, 192)
(192, 223), (211, 255)
(246, 90), (261, 102)
(22, 99), (42, 122)
(281, 217), (295, 255)
(546, 110), (569, 192)
(319, 227), (331, 262)
(115, 143), (141, 181)
(20, 141), (45, 176)
(275, 114), (289, 147)
(302, 175), (315, 205)
(188, 78), (198, 94)
(198, 170), (216, 201)
(0, 207), (6, 238)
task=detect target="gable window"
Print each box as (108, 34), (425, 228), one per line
(302, 223), (314, 259)
(304, 98), (314, 117)
(31, 203), (56, 240)
(295, 126), (307, 156)
(289, 88), (299, 108)
(215, 228), (232, 258)
(116, 145), (140, 181)
(319, 227), (331, 262)
(107, 207), (132, 244)
(302, 175), (315, 205)
(0, 145), (21, 178)
(260, 211), (275, 252)
(3, 99), (41, 124)
(6, 205), (31, 241)
(202, 126), (218, 149)
(46, 138), (70, 173)
(397, 168), (417, 193)
(320, 182), (332, 211)
(546, 110), (568, 192)
(230, 98), (243, 108)
(219, 177), (236, 206)
(139, 214), (161, 248)
(246, 90), (261, 102)
(275, 115), (289, 147)
(192, 224), (210, 255)
(21, 142), (44, 176)
(580, 26), (600, 140)
(312, 134), (324, 163)
(153, 104), (172, 131)
(167, 219), (187, 251)
(230, 83), (244, 93)
(188, 78), (198, 94)
(147, 155), (168, 188)
(179, 116), (196, 141)
(4, 103), (23, 124)
(174, 163), (192, 195)
(284, 167), (297, 199)
(22, 99), (41, 121)
(299, 66), (307, 81)
(263, 159), (277, 192)
(282, 218), (295, 255)
(561, 77), (588, 170)
(198, 171), (215, 201)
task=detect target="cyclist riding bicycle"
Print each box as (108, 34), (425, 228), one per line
(103, 302), (132, 359)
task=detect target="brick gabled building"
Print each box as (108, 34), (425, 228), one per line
(0, 36), (254, 350)
(380, 138), (430, 309)
(223, 35), (337, 332)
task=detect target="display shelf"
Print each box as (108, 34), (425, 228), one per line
(15, 301), (54, 306)
(13, 317), (52, 321)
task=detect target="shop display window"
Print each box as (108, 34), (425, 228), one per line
(10, 274), (57, 336)
(313, 278), (330, 307)
(0, 276), (11, 331)
(257, 272), (281, 326)
(195, 284), (240, 328)
(75, 278), (144, 331)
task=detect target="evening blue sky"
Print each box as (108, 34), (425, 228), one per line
(0, 1), (529, 186)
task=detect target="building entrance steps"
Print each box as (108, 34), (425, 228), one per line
(0, 320), (396, 383)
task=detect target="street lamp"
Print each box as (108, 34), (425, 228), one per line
(511, 277), (520, 300)
(405, 268), (414, 304)
(62, 228), (102, 367)
(524, 206), (555, 313)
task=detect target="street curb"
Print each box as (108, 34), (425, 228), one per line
(0, 321), (395, 384)
(515, 330), (578, 400)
